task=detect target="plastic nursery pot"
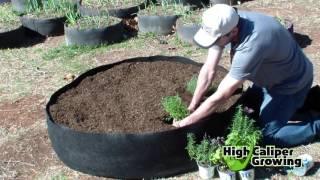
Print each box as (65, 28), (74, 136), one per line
(20, 15), (66, 36)
(64, 22), (127, 46)
(137, 15), (179, 35)
(217, 166), (236, 180)
(239, 168), (255, 180)
(78, 0), (149, 18)
(197, 162), (215, 179)
(46, 55), (242, 179)
(176, 19), (200, 45)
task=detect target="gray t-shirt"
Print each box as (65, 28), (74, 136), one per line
(228, 11), (313, 94)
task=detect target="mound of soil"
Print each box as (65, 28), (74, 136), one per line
(49, 59), (234, 133)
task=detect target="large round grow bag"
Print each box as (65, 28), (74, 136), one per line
(20, 16), (66, 36)
(138, 15), (178, 35)
(176, 21), (200, 45)
(46, 56), (242, 179)
(64, 22), (126, 46)
(78, 0), (149, 18)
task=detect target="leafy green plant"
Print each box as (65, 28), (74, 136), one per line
(186, 75), (217, 95)
(26, 0), (76, 18)
(223, 105), (262, 171)
(162, 95), (189, 121)
(186, 133), (224, 166)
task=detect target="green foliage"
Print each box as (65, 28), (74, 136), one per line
(185, 75), (217, 95)
(161, 95), (189, 121)
(225, 105), (262, 147)
(26, 0), (76, 18)
(186, 133), (224, 166)
(186, 75), (197, 95)
(223, 105), (262, 171)
(42, 45), (100, 60)
(139, 0), (191, 16)
(0, 3), (20, 31)
(82, 0), (144, 9)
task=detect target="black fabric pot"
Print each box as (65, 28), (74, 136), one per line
(46, 56), (242, 179)
(210, 0), (232, 5)
(176, 21), (200, 45)
(0, 0), (11, 4)
(138, 15), (178, 35)
(64, 22), (128, 46)
(20, 15), (66, 36)
(78, 0), (149, 18)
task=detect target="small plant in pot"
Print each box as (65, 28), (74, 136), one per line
(209, 139), (236, 180)
(161, 94), (189, 123)
(137, 0), (191, 35)
(65, 10), (125, 45)
(223, 105), (262, 180)
(186, 133), (224, 179)
(21, 0), (75, 36)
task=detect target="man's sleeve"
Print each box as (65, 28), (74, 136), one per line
(229, 44), (264, 81)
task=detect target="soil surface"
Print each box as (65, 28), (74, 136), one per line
(49, 60), (236, 133)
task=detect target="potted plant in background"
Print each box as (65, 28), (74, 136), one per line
(137, 0), (191, 35)
(64, 8), (127, 46)
(78, 0), (149, 18)
(186, 133), (223, 179)
(175, 8), (202, 45)
(223, 105), (262, 180)
(20, 0), (75, 36)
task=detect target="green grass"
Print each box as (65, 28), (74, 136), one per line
(138, 0), (191, 16)
(0, 3), (21, 31)
(162, 95), (189, 121)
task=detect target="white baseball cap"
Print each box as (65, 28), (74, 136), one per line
(194, 4), (239, 48)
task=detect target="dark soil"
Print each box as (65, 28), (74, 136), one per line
(49, 60), (235, 133)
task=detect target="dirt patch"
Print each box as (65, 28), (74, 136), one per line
(0, 95), (45, 129)
(49, 60), (235, 133)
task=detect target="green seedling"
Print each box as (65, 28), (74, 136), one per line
(162, 95), (189, 121)
(139, 0), (191, 16)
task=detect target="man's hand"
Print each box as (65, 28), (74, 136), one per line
(172, 117), (194, 128)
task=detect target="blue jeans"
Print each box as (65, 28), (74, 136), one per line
(245, 81), (320, 147)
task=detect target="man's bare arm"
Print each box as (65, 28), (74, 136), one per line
(189, 47), (224, 111)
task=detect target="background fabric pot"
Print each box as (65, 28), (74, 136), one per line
(138, 15), (178, 35)
(64, 22), (127, 46)
(239, 168), (255, 180)
(210, 0), (232, 5)
(20, 16), (66, 36)
(46, 56), (242, 179)
(176, 20), (200, 45)
(79, 0), (149, 18)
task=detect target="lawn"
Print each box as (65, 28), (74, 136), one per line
(0, 0), (320, 179)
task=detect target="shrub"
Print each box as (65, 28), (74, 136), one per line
(162, 95), (189, 121)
